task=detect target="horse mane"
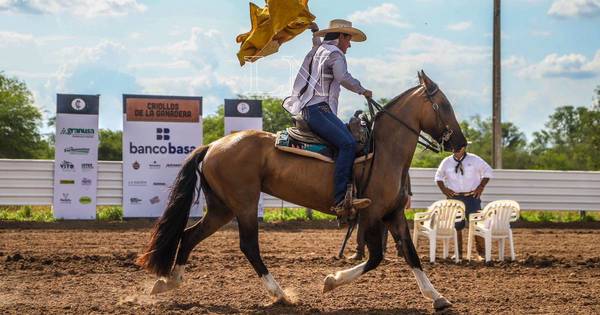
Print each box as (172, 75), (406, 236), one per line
(384, 85), (422, 109)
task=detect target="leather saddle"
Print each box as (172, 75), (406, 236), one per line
(275, 111), (372, 163)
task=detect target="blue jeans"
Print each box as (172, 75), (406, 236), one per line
(451, 195), (482, 230)
(303, 102), (356, 204)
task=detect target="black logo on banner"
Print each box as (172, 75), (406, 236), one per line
(81, 163), (94, 171)
(149, 161), (161, 169)
(156, 128), (170, 140)
(150, 196), (160, 204)
(166, 163), (182, 168)
(130, 197), (142, 205)
(60, 193), (72, 204)
(64, 147), (89, 155)
(153, 182), (166, 186)
(132, 161), (140, 170)
(60, 128), (95, 138)
(60, 160), (75, 171)
(81, 177), (92, 186)
(127, 180), (147, 186)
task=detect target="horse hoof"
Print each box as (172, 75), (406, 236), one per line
(433, 297), (452, 311)
(322, 274), (336, 293)
(150, 278), (169, 295)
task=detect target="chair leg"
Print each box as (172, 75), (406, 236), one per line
(412, 227), (419, 248)
(509, 230), (515, 261)
(453, 231), (460, 263)
(484, 234), (492, 262)
(499, 239), (505, 261)
(442, 239), (449, 259)
(429, 233), (436, 263)
(466, 228), (473, 261)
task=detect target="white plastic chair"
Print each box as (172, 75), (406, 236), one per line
(467, 200), (520, 262)
(413, 199), (465, 263)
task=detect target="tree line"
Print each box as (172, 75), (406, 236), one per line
(2, 72), (599, 171)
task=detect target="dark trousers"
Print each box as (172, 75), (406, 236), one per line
(303, 102), (357, 204)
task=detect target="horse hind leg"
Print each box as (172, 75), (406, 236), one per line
(323, 220), (384, 293)
(236, 211), (292, 304)
(151, 184), (234, 295)
(385, 208), (452, 311)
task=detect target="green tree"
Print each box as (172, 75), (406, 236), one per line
(98, 129), (122, 161)
(203, 105), (224, 144)
(0, 72), (52, 159)
(530, 103), (600, 170)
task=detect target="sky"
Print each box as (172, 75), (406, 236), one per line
(1, 0), (599, 139)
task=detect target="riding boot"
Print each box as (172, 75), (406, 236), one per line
(331, 184), (371, 219)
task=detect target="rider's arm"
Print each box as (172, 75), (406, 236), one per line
(330, 52), (366, 95)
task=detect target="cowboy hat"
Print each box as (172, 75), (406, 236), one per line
(314, 19), (366, 42)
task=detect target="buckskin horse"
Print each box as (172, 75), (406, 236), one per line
(136, 71), (467, 311)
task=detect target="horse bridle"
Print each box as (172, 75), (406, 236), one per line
(365, 85), (455, 153)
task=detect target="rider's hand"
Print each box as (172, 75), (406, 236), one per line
(362, 89), (373, 99)
(309, 22), (319, 32)
(442, 187), (456, 198)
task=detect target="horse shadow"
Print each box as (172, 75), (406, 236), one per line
(249, 303), (459, 315)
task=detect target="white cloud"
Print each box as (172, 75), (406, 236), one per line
(447, 21), (472, 31)
(347, 3), (412, 28)
(0, 30), (73, 46)
(530, 30), (552, 37)
(519, 50), (600, 79)
(548, 0), (600, 18)
(503, 55), (527, 69)
(0, 0), (146, 17)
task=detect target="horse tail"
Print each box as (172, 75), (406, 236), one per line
(136, 145), (209, 276)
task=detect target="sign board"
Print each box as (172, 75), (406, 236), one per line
(122, 94), (203, 217)
(224, 99), (264, 217)
(53, 94), (99, 219)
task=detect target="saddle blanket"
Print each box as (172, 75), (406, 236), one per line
(275, 130), (372, 163)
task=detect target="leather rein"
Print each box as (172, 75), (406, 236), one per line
(356, 86), (454, 197)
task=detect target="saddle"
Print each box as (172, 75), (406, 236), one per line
(275, 111), (373, 163)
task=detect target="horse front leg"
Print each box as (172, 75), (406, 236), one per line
(384, 207), (452, 311)
(236, 212), (292, 304)
(323, 219), (384, 293)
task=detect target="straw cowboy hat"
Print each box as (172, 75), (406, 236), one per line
(314, 19), (367, 42)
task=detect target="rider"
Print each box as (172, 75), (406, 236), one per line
(283, 19), (372, 213)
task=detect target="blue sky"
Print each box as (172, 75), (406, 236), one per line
(1, 0), (599, 139)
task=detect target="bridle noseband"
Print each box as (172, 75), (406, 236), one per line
(422, 85), (455, 152)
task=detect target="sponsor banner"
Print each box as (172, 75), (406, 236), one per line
(123, 94), (203, 217)
(53, 94), (99, 219)
(224, 99), (264, 217)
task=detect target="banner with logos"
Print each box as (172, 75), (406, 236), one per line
(53, 94), (99, 219)
(123, 95), (203, 217)
(224, 99), (264, 217)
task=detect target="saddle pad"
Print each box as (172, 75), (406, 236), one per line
(276, 130), (372, 163)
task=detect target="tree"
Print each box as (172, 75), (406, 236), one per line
(530, 103), (600, 170)
(98, 129), (122, 161)
(203, 105), (224, 144)
(261, 96), (291, 133)
(0, 72), (52, 159)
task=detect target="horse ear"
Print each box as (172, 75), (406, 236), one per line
(417, 70), (425, 86)
(419, 70), (438, 96)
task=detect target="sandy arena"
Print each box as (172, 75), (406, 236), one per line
(1, 221), (599, 314)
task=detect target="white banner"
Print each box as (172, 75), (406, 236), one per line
(224, 99), (264, 217)
(123, 95), (203, 218)
(53, 94), (99, 219)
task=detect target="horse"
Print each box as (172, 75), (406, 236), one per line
(136, 70), (467, 311)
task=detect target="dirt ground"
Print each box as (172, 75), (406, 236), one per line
(1, 221), (599, 314)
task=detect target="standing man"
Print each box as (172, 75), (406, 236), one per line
(435, 145), (492, 260)
(283, 19), (373, 215)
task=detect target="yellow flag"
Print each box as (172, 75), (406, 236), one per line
(236, 0), (315, 66)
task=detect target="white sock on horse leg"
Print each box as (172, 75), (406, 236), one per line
(260, 273), (286, 299)
(333, 261), (367, 287)
(172, 265), (185, 282)
(412, 268), (442, 300)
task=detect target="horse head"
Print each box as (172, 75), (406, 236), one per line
(417, 70), (467, 152)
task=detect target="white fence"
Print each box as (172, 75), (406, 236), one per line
(1, 159), (599, 211)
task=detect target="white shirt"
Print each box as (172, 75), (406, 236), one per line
(282, 37), (365, 115)
(434, 153), (493, 193)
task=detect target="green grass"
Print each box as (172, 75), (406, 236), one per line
(262, 208), (336, 222)
(1, 206), (598, 223)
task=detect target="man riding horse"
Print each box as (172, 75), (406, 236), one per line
(283, 19), (373, 215)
